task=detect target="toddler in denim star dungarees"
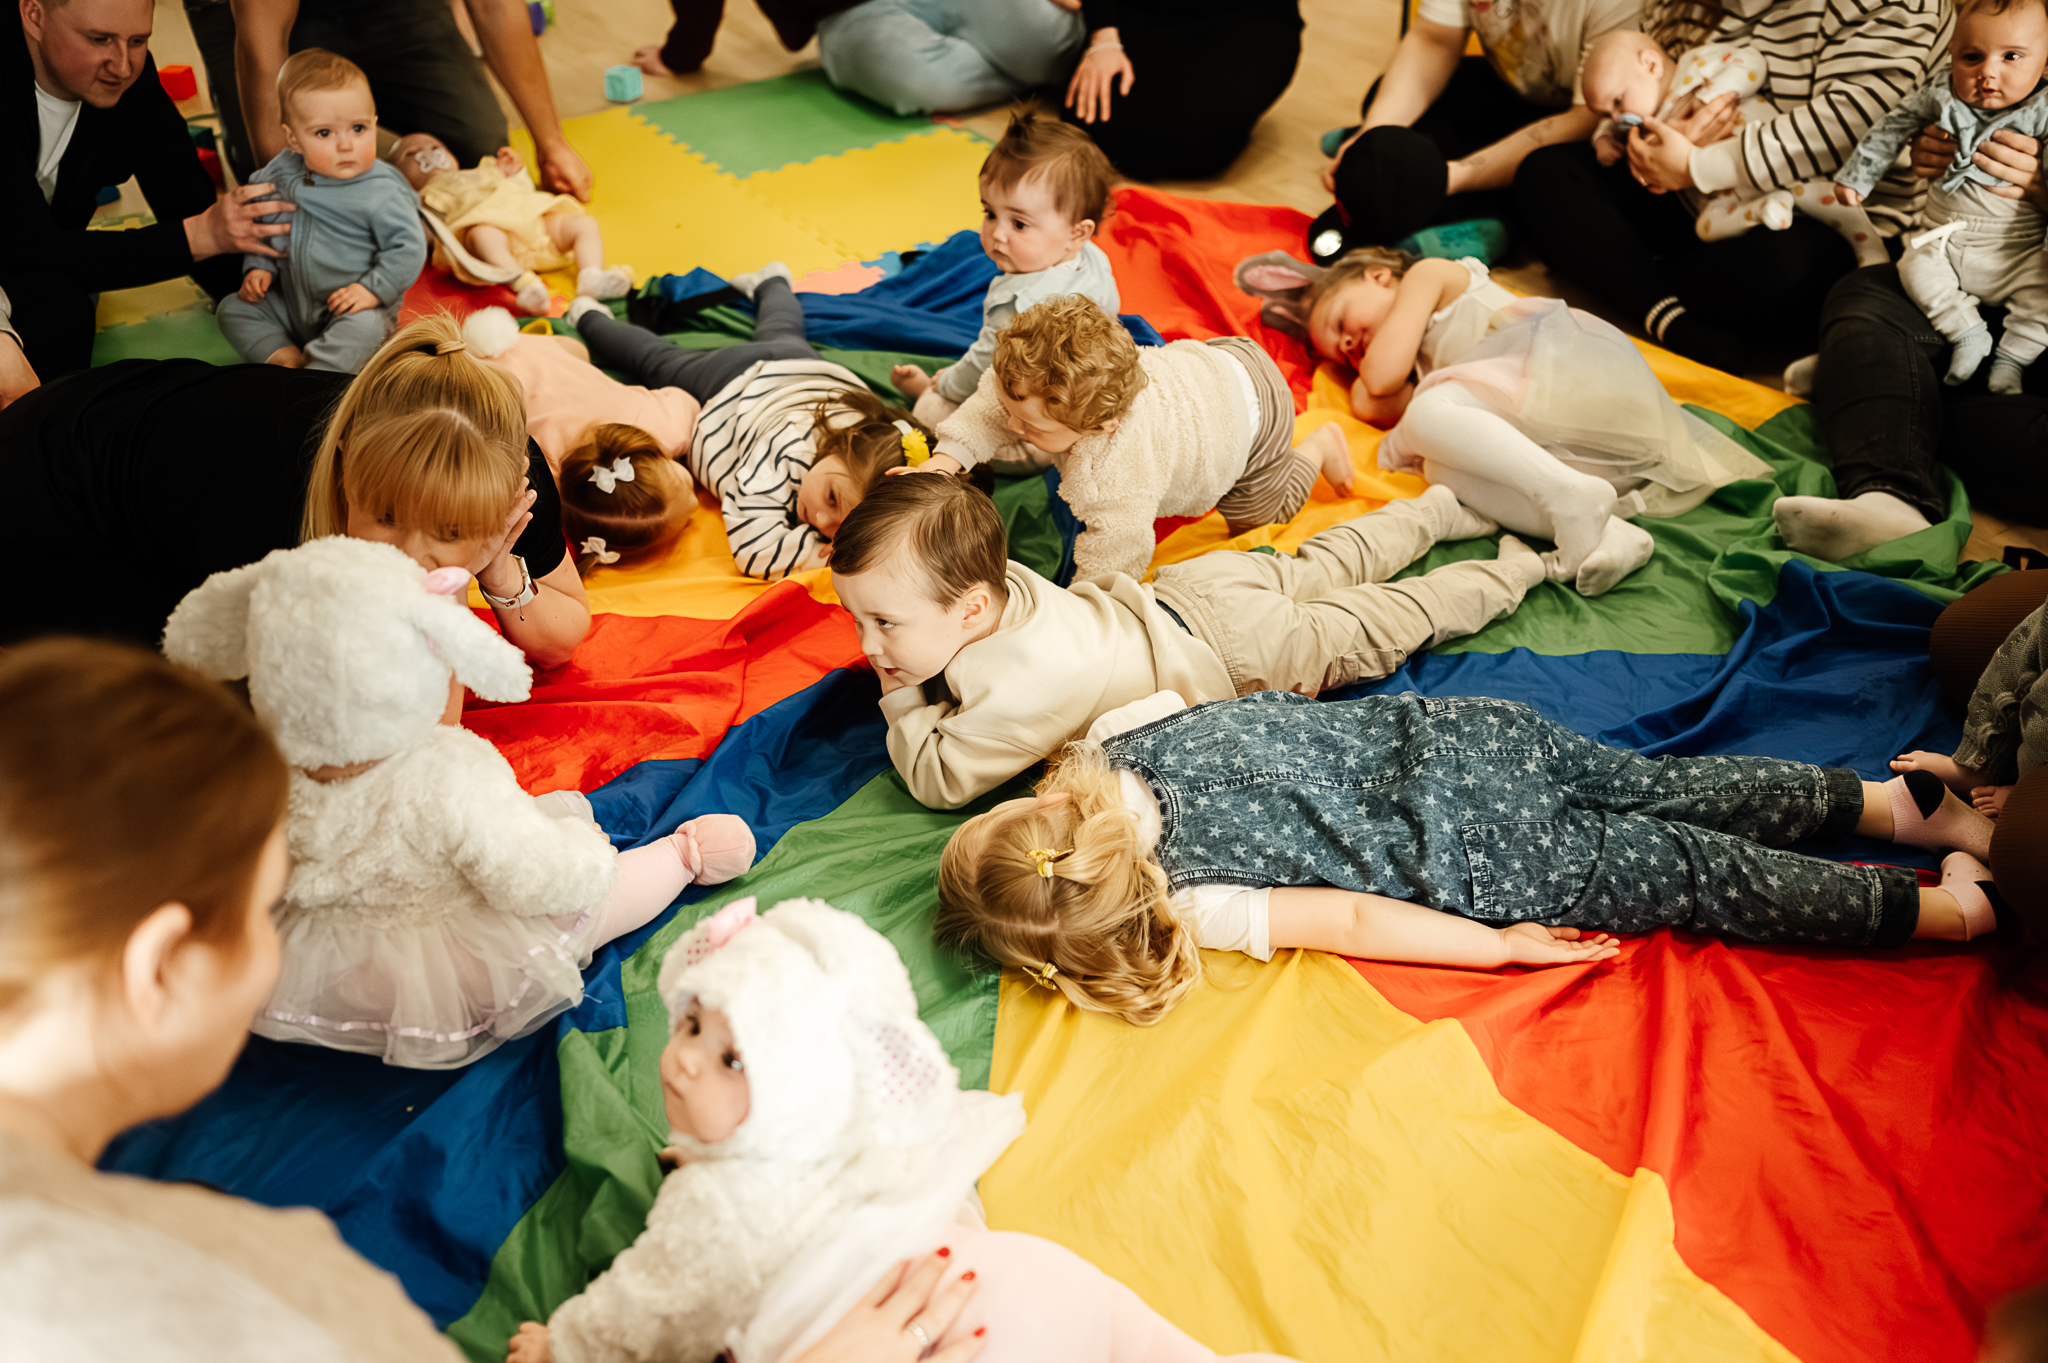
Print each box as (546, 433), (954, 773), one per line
(937, 690), (2004, 1026)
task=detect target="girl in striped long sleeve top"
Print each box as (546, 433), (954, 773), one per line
(565, 264), (935, 579)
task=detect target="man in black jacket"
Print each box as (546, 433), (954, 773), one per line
(7, 0), (283, 382)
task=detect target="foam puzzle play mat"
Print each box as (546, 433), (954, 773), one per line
(91, 72), (2048, 1363)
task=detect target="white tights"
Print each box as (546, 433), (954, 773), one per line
(591, 839), (692, 945)
(1399, 384), (1656, 597)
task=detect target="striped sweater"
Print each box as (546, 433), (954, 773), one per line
(686, 358), (865, 580)
(1655, 0), (1952, 235)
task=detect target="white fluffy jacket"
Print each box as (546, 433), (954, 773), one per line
(934, 340), (1257, 581)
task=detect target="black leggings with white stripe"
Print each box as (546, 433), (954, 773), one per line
(574, 277), (819, 402)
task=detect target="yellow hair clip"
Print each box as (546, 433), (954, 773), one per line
(894, 418), (931, 466)
(1027, 846), (1071, 879)
(1026, 960), (1060, 988)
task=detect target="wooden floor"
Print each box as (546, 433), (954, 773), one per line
(147, 0), (2045, 564)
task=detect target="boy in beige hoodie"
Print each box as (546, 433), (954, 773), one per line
(831, 475), (1541, 809)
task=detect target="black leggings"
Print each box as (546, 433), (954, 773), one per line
(1064, 5), (1302, 182)
(574, 277), (819, 402)
(1511, 140), (1857, 359)
(1813, 265), (2048, 526)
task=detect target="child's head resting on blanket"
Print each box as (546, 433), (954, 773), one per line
(0, 638), (291, 1105)
(303, 316), (532, 569)
(275, 48), (377, 182)
(829, 474), (1008, 691)
(796, 389), (934, 541)
(559, 423), (696, 575)
(1577, 31), (1672, 120)
(938, 740), (1198, 1027)
(979, 104), (1115, 275)
(987, 294), (1147, 453)
(1303, 246), (1421, 367)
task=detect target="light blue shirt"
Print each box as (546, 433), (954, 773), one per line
(1836, 65), (2048, 197)
(935, 240), (1121, 403)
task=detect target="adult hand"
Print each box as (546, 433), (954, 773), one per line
(473, 486), (540, 590)
(790, 1249), (987, 1363)
(1626, 115), (1698, 194)
(1321, 127), (1366, 194)
(1664, 89), (1740, 147)
(0, 332), (39, 412)
(327, 282), (380, 315)
(1498, 923), (1621, 966)
(1066, 31), (1134, 124)
(1977, 128), (2043, 207)
(534, 139), (594, 202)
(184, 183), (294, 261)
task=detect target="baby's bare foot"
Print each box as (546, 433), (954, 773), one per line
(631, 44), (674, 77)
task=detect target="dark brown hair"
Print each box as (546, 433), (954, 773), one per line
(0, 640), (290, 1015)
(980, 104), (1116, 229)
(810, 387), (932, 498)
(559, 423), (695, 574)
(830, 473), (1008, 609)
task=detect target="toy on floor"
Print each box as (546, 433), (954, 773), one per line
(394, 132), (633, 317)
(603, 64), (643, 102)
(939, 689), (2006, 1026)
(161, 536), (755, 1069)
(507, 898), (1303, 1363)
(213, 51), (426, 373)
(890, 107), (1121, 429)
(1577, 32), (1884, 268)
(913, 294), (1352, 581)
(1234, 248), (1769, 596)
(1833, 0), (2048, 393)
(565, 264), (940, 580)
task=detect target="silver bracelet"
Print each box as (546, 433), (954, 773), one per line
(480, 554), (537, 610)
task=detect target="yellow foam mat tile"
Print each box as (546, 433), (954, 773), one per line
(97, 276), (213, 329)
(983, 950), (1799, 1363)
(511, 113), (849, 283)
(739, 130), (989, 265)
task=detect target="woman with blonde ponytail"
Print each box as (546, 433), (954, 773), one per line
(0, 315), (592, 663)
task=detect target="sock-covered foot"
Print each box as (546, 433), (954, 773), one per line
(1298, 423), (1354, 497)
(1417, 483), (1499, 541)
(1646, 298), (1747, 374)
(1773, 490), (1932, 561)
(565, 294), (608, 328)
(1572, 516), (1656, 596)
(1758, 191), (1795, 231)
(513, 271), (549, 316)
(1939, 850), (2006, 941)
(727, 261), (794, 299)
(1889, 770), (1992, 859)
(1496, 533), (1547, 591)
(1782, 353), (1817, 398)
(1946, 324), (1992, 385)
(577, 264), (634, 300)
(1530, 469), (1619, 577)
(1988, 346), (2030, 395)
(667, 814), (757, 886)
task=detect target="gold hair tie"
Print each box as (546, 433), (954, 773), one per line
(1027, 846), (1071, 879)
(1026, 960), (1059, 988)
(435, 339), (468, 355)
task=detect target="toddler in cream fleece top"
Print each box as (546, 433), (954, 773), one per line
(916, 295), (1354, 582)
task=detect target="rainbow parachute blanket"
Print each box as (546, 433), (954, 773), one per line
(105, 188), (2048, 1363)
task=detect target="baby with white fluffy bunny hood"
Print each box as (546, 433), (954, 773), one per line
(162, 536), (755, 1069)
(516, 899), (1302, 1363)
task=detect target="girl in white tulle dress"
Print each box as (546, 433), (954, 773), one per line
(1235, 250), (1769, 597)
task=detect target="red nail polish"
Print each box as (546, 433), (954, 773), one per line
(936, 1246), (951, 1258)
(974, 1327), (987, 1338)
(961, 1270), (976, 1282)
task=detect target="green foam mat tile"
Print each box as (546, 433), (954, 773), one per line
(632, 70), (939, 176)
(90, 308), (239, 366)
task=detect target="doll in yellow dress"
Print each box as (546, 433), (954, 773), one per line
(393, 132), (634, 315)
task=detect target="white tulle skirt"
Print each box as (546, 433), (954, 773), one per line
(252, 899), (606, 1069)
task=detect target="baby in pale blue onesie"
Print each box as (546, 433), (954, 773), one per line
(891, 107), (1120, 427)
(1835, 0), (2048, 393)
(213, 51), (426, 373)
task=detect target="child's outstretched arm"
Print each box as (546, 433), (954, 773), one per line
(1832, 84), (1945, 203)
(1268, 886), (1620, 969)
(928, 377), (1013, 473)
(1357, 256), (1478, 400)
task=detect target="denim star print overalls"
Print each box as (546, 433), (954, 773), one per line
(1099, 691), (1921, 947)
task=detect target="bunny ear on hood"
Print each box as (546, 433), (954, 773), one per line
(162, 549), (290, 680)
(406, 584), (531, 704)
(1233, 250), (1327, 342)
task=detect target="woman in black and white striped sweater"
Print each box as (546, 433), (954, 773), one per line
(1512, 0), (1952, 374)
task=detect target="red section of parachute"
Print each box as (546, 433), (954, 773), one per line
(462, 581), (860, 791)
(1355, 925), (2048, 1363)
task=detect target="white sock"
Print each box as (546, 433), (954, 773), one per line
(1496, 533), (1547, 591)
(1566, 516), (1656, 597)
(577, 265), (635, 300)
(1773, 491), (1933, 562)
(565, 295), (608, 326)
(1947, 324), (1992, 385)
(1988, 346), (2029, 396)
(1418, 483), (1499, 542)
(727, 261), (794, 299)
(513, 272), (549, 316)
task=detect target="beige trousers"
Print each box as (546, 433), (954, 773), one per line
(1151, 496), (1527, 696)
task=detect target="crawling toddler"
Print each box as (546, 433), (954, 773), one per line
(891, 106), (1121, 427)
(394, 132), (633, 316)
(1835, 0), (2048, 393)
(1577, 30), (1883, 265)
(213, 49), (426, 372)
(917, 294), (1353, 580)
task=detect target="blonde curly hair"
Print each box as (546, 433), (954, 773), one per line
(936, 742), (1200, 1027)
(990, 294), (1148, 434)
